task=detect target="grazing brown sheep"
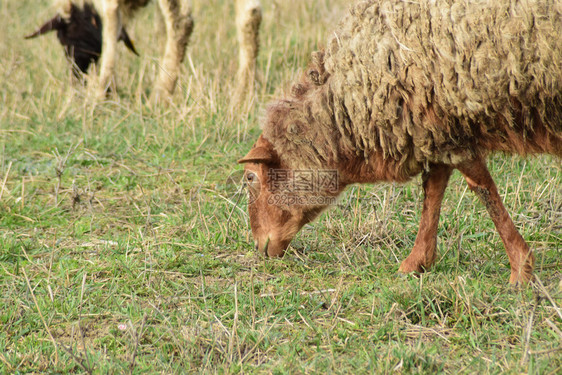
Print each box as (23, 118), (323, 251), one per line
(239, 0), (562, 284)
(25, 0), (262, 100)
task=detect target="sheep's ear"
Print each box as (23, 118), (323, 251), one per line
(25, 15), (65, 39)
(119, 27), (139, 56)
(238, 147), (273, 164)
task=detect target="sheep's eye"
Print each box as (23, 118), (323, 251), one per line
(246, 172), (256, 183)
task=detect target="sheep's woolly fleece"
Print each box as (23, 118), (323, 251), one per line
(54, 0), (151, 20)
(263, 0), (562, 172)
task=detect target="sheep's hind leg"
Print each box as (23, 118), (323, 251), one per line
(153, 0), (194, 100)
(399, 164), (453, 275)
(457, 158), (534, 285)
(234, 0), (262, 102)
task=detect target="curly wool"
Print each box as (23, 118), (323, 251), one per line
(264, 0), (562, 172)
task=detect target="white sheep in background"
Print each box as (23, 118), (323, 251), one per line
(26, 0), (262, 101)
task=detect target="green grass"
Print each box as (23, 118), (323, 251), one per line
(1, 0), (561, 373)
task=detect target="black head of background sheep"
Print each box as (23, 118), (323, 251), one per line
(25, 3), (138, 79)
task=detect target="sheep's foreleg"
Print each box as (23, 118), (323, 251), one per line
(153, 0), (193, 100)
(97, 0), (120, 97)
(457, 158), (534, 284)
(399, 164), (452, 275)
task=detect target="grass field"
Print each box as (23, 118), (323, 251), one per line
(1, 0), (561, 373)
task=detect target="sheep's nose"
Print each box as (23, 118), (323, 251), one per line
(254, 239), (270, 257)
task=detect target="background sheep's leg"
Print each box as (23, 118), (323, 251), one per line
(398, 164), (452, 275)
(457, 158), (535, 284)
(153, 0), (193, 100)
(97, 0), (121, 97)
(234, 0), (262, 102)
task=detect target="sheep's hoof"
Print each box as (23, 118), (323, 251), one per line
(398, 257), (428, 275)
(508, 255), (535, 286)
(96, 90), (109, 101)
(149, 89), (172, 106)
(90, 84), (113, 101)
(508, 270), (534, 286)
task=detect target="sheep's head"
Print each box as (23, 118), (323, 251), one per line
(239, 135), (341, 257)
(25, 3), (137, 77)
